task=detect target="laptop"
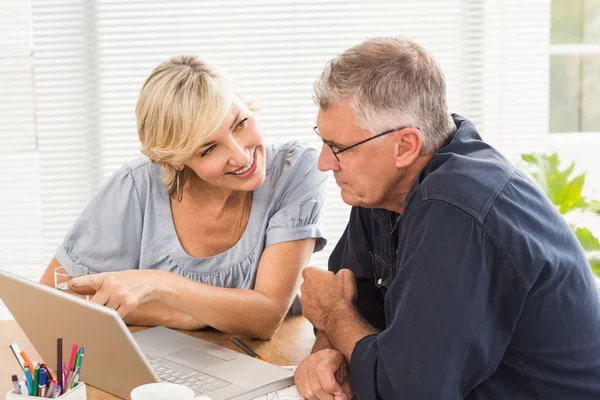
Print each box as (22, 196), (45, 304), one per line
(0, 270), (295, 399)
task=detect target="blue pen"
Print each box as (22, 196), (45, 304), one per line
(39, 368), (47, 397)
(23, 366), (33, 395)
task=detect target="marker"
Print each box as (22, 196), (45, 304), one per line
(74, 351), (81, 373)
(41, 363), (54, 381)
(23, 365), (33, 395)
(39, 368), (48, 397)
(75, 348), (84, 374)
(11, 375), (20, 394)
(33, 365), (40, 396)
(72, 348), (84, 388)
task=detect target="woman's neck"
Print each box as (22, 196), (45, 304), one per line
(183, 181), (252, 217)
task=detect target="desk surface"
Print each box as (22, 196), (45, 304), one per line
(0, 316), (315, 399)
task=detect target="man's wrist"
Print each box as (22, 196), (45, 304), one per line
(312, 329), (332, 353)
(323, 302), (379, 361)
(323, 300), (358, 334)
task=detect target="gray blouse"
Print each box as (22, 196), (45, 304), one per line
(56, 142), (327, 291)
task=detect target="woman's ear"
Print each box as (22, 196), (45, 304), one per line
(393, 128), (423, 168)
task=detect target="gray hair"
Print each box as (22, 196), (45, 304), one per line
(313, 36), (454, 155)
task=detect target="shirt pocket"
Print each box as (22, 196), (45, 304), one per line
(369, 251), (394, 289)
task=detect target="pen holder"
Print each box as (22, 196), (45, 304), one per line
(6, 382), (86, 400)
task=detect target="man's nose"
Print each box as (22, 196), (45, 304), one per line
(317, 144), (339, 172)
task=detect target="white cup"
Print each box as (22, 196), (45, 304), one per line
(130, 383), (195, 400)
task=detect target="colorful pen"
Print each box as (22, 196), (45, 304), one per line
(52, 385), (62, 398)
(39, 368), (47, 397)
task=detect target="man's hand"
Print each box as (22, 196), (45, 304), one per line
(295, 349), (353, 400)
(69, 270), (162, 318)
(300, 268), (357, 332)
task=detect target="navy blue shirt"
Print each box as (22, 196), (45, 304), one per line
(330, 115), (600, 399)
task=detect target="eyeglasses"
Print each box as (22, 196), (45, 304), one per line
(314, 125), (409, 162)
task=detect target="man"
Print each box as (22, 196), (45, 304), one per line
(295, 36), (600, 399)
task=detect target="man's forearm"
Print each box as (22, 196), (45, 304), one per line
(125, 301), (207, 331)
(324, 305), (379, 362)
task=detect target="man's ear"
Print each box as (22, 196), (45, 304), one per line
(393, 128), (423, 168)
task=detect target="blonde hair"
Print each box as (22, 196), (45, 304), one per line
(313, 36), (454, 155)
(136, 55), (234, 199)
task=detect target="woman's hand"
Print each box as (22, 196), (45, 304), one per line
(68, 270), (164, 318)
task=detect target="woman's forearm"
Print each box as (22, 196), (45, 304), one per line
(152, 272), (289, 339)
(125, 301), (207, 331)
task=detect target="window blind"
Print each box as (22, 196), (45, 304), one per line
(29, 0), (483, 272)
(0, 0), (43, 318)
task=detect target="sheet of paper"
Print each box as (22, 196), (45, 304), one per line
(251, 384), (302, 400)
(251, 366), (302, 400)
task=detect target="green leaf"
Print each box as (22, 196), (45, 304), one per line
(520, 153), (551, 196)
(589, 200), (600, 214)
(563, 161), (575, 179)
(521, 153), (537, 164)
(518, 152), (593, 214)
(574, 227), (600, 252)
(555, 173), (587, 214)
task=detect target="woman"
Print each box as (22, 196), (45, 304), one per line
(39, 55), (327, 340)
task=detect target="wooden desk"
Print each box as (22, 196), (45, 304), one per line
(0, 316), (315, 399)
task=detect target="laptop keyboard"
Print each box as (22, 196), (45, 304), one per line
(144, 353), (232, 395)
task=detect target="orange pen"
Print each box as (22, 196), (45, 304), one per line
(19, 351), (35, 373)
(229, 337), (268, 362)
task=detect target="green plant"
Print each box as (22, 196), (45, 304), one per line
(520, 153), (600, 277)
